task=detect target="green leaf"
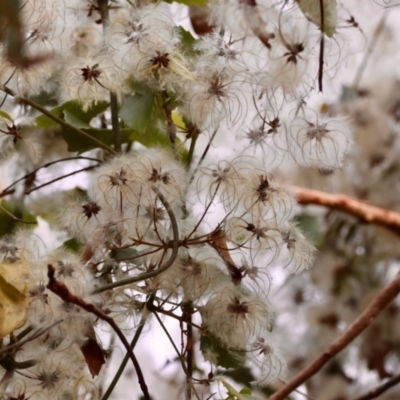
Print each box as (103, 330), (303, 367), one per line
(297, 0), (337, 37)
(293, 213), (323, 247)
(35, 105), (62, 128)
(200, 332), (246, 369)
(177, 26), (199, 55)
(62, 101), (110, 124)
(219, 378), (260, 400)
(62, 238), (83, 254)
(0, 110), (13, 122)
(60, 128), (112, 153)
(130, 127), (170, 148)
(218, 367), (255, 387)
(0, 201), (37, 238)
(120, 91), (155, 135)
(35, 100), (109, 129)
(110, 248), (139, 261)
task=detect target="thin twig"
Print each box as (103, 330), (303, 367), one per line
(186, 131), (199, 170)
(93, 190), (179, 293)
(25, 165), (97, 194)
(318, 0), (325, 92)
(188, 128), (218, 186)
(290, 186), (400, 237)
(269, 271), (400, 400)
(352, 13), (387, 90)
(46, 265), (151, 400)
(110, 92), (121, 153)
(97, 0), (121, 154)
(154, 312), (202, 400)
(182, 302), (194, 400)
(352, 373), (400, 400)
(161, 91), (178, 158)
(101, 312), (149, 400)
(0, 319), (63, 356)
(0, 156), (101, 198)
(2, 86), (117, 156)
(0, 203), (36, 225)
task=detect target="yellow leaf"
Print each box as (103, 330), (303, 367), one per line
(0, 261), (30, 338)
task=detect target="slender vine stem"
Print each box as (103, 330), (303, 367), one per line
(0, 157), (101, 198)
(185, 131), (199, 170)
(1, 86), (117, 156)
(0, 203), (36, 225)
(93, 190), (179, 294)
(352, 373), (400, 400)
(153, 312), (201, 400)
(97, 0), (121, 154)
(188, 128), (218, 186)
(25, 165), (97, 194)
(101, 312), (149, 400)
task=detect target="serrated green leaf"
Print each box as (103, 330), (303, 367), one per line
(297, 0), (337, 37)
(200, 332), (246, 369)
(0, 110), (13, 122)
(120, 91), (155, 135)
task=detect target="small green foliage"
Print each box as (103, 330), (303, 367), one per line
(109, 248), (138, 261)
(219, 378), (260, 400)
(177, 26), (199, 56)
(200, 332), (246, 369)
(120, 90), (155, 135)
(0, 110), (13, 122)
(62, 238), (83, 254)
(293, 213), (324, 248)
(0, 201), (36, 237)
(35, 100), (109, 129)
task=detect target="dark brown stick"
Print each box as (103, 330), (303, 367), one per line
(46, 265), (150, 400)
(269, 271), (400, 400)
(290, 186), (400, 236)
(352, 373), (400, 400)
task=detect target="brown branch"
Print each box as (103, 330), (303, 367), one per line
(46, 264), (151, 400)
(352, 373), (400, 400)
(290, 186), (400, 236)
(269, 271), (400, 400)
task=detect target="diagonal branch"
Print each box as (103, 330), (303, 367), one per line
(269, 271), (400, 400)
(290, 186), (400, 236)
(46, 264), (150, 400)
(352, 373), (400, 400)
(2, 86), (117, 156)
